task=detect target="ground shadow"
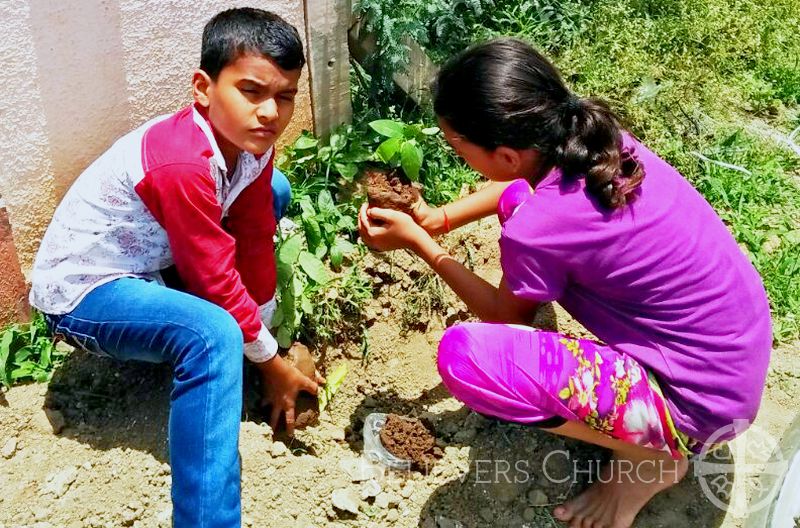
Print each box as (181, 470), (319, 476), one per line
(344, 378), (728, 528)
(46, 348), (172, 463)
(416, 421), (731, 528)
(44, 348), (304, 463)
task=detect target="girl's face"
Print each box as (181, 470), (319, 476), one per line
(438, 118), (540, 182)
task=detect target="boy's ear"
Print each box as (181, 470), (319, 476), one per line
(192, 69), (213, 107)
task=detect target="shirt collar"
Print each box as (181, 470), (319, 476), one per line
(192, 104), (228, 174)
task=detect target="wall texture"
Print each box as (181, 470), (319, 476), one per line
(0, 0), (313, 279)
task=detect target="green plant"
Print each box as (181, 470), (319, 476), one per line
(319, 363), (349, 411)
(1, 312), (66, 387)
(369, 119), (440, 181)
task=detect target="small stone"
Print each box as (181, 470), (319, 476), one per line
(453, 428), (476, 443)
(361, 479), (381, 499)
(436, 517), (464, 528)
(42, 466), (78, 498)
(331, 488), (360, 514)
(524, 506), (542, 522)
(339, 457), (383, 482)
(527, 489), (548, 506)
(386, 509), (400, 522)
(45, 409), (66, 434)
(400, 483), (413, 498)
(33, 507), (49, 521)
(479, 507), (493, 523)
(270, 441), (288, 457)
(1, 438), (17, 458)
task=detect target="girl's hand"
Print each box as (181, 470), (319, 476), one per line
(411, 198), (446, 236)
(257, 354), (319, 436)
(359, 203), (430, 252)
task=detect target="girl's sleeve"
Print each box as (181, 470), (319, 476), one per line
(499, 227), (568, 303)
(135, 162), (278, 363)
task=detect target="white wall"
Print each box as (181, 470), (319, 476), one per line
(0, 0), (313, 271)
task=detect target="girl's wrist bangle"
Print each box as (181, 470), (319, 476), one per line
(442, 205), (451, 233)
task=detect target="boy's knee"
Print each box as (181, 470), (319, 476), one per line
(175, 308), (242, 375)
(272, 167), (291, 220)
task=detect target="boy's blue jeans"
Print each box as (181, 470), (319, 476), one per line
(41, 171), (292, 527)
(45, 278), (244, 527)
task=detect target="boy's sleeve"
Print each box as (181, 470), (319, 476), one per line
(135, 162), (278, 363)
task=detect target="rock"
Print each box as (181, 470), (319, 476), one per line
(527, 489), (549, 506)
(400, 483), (414, 498)
(436, 516), (464, 528)
(361, 479), (381, 499)
(33, 507), (49, 521)
(522, 507), (538, 522)
(46, 409), (66, 433)
(42, 466), (78, 498)
(375, 492), (400, 509)
(386, 509), (400, 522)
(453, 428), (476, 443)
(488, 479), (526, 503)
(331, 488), (361, 514)
(270, 441), (288, 457)
(338, 457), (383, 482)
(1, 438), (17, 458)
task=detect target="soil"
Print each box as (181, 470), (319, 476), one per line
(365, 167), (421, 215)
(1, 218), (798, 528)
(379, 414), (442, 472)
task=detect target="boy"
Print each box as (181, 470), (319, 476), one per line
(29, 8), (316, 527)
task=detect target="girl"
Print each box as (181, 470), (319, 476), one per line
(358, 38), (771, 528)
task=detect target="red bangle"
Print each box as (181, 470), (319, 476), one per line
(442, 206), (451, 233)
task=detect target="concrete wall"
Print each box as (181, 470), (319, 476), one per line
(0, 0), (314, 282)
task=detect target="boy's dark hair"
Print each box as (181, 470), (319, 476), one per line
(433, 38), (643, 209)
(201, 8), (305, 80)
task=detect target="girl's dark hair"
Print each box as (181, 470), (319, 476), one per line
(201, 8), (305, 80)
(432, 38), (643, 209)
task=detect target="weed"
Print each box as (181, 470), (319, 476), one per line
(0, 312), (66, 387)
(399, 272), (448, 334)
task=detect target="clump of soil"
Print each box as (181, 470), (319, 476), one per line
(365, 167), (421, 215)
(379, 413), (443, 471)
(263, 343), (320, 433)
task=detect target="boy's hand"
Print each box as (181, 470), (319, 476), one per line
(257, 354), (319, 436)
(359, 203), (430, 252)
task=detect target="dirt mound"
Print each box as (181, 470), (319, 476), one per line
(379, 413), (442, 471)
(365, 167), (421, 215)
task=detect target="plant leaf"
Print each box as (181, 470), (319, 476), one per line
(298, 251), (330, 284)
(376, 137), (402, 164)
(292, 134), (318, 150)
(277, 326), (293, 349)
(400, 140), (423, 181)
(319, 363), (348, 412)
(277, 235), (302, 287)
(368, 119), (405, 138)
(0, 330), (13, 387)
(270, 307), (285, 328)
(317, 190), (337, 216)
(303, 217), (323, 255)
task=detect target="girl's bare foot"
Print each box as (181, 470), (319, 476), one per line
(553, 453), (688, 528)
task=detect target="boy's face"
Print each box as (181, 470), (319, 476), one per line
(194, 54), (301, 160)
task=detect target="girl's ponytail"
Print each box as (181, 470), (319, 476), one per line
(433, 38), (644, 210)
(555, 97), (643, 209)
